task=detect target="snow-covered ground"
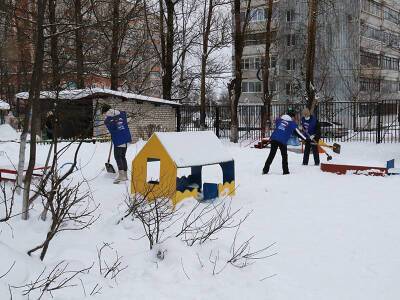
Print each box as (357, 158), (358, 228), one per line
(1, 136), (400, 299)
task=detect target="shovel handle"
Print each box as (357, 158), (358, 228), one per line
(107, 142), (113, 163)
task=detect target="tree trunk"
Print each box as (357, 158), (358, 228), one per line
(49, 0), (60, 88)
(110, 0), (121, 90)
(74, 0), (84, 88)
(22, 0), (47, 220)
(305, 0), (318, 114)
(261, 0), (274, 138)
(162, 0), (174, 100)
(230, 0), (250, 143)
(200, 0), (213, 129)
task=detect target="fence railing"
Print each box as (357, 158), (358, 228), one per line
(177, 101), (400, 143)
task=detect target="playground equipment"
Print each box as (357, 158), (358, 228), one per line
(321, 159), (400, 176)
(131, 131), (235, 205)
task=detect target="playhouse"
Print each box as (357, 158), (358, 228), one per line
(131, 131), (235, 205)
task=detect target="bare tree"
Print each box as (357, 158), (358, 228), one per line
(229, 0), (251, 143)
(199, 0), (231, 129)
(22, 0), (47, 220)
(305, 0), (318, 113)
(260, 0), (274, 137)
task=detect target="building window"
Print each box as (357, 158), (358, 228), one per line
(242, 81), (262, 93)
(269, 81), (277, 92)
(250, 8), (265, 22)
(286, 58), (296, 71)
(384, 31), (399, 47)
(241, 57), (261, 70)
(360, 78), (380, 92)
(285, 82), (294, 95)
(361, 51), (380, 67)
(286, 9), (295, 22)
(270, 56), (277, 68)
(361, 24), (383, 42)
(362, 0), (382, 17)
(286, 34), (296, 46)
(384, 7), (399, 24)
(381, 56), (399, 70)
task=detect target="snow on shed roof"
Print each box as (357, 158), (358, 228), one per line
(154, 131), (233, 168)
(0, 100), (10, 110)
(15, 88), (180, 106)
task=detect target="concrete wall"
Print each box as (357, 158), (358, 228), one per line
(93, 96), (177, 142)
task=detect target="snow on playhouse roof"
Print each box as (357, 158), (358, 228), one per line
(0, 100), (10, 110)
(15, 88), (180, 107)
(154, 131), (233, 168)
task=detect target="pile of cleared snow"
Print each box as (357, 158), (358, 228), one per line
(0, 100), (10, 110)
(0, 124), (19, 141)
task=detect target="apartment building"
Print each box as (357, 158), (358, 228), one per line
(238, 0), (400, 104)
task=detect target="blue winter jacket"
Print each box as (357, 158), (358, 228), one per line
(301, 115), (320, 139)
(105, 111), (132, 146)
(271, 115), (299, 145)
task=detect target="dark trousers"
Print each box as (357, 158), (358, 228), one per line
(114, 146), (128, 171)
(303, 140), (320, 165)
(263, 140), (289, 174)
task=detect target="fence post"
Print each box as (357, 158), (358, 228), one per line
(376, 101), (382, 144)
(176, 106), (181, 132)
(215, 106), (220, 138)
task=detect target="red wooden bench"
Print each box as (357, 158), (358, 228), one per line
(0, 166), (50, 182)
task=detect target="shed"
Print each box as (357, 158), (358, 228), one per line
(15, 88), (180, 140)
(0, 100), (10, 124)
(131, 131), (235, 205)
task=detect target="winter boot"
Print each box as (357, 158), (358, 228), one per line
(120, 170), (128, 181)
(113, 171), (124, 184)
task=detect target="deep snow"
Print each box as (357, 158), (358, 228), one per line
(1, 138), (400, 299)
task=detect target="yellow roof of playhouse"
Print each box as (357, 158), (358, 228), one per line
(153, 131), (233, 168)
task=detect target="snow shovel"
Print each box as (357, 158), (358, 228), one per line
(318, 140), (341, 154)
(105, 142), (116, 173)
(309, 139), (332, 161)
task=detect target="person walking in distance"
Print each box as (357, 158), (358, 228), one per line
(263, 111), (308, 175)
(301, 108), (321, 166)
(102, 104), (132, 184)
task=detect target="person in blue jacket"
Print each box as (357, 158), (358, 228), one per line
(102, 104), (132, 184)
(301, 108), (321, 166)
(263, 111), (308, 175)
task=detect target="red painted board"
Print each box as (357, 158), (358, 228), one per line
(320, 163), (388, 176)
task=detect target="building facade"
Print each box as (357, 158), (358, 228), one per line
(238, 0), (400, 104)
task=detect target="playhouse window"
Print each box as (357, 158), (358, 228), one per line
(147, 158), (161, 184)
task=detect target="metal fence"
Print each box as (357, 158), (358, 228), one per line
(177, 100), (400, 143)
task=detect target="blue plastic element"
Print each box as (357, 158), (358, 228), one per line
(387, 159), (395, 169)
(220, 160), (235, 183)
(203, 183), (218, 201)
(287, 134), (300, 146)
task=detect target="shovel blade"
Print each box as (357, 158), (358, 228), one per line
(105, 163), (116, 173)
(332, 143), (341, 154)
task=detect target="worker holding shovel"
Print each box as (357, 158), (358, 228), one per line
(102, 104), (132, 184)
(301, 108), (321, 166)
(262, 111), (308, 175)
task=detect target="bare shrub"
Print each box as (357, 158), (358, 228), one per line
(97, 242), (128, 281)
(176, 199), (249, 246)
(27, 181), (99, 260)
(0, 182), (16, 223)
(124, 191), (179, 250)
(10, 261), (93, 299)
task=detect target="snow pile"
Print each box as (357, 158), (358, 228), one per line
(15, 88), (180, 106)
(0, 141), (400, 299)
(0, 100), (10, 110)
(0, 124), (20, 141)
(155, 131), (234, 167)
